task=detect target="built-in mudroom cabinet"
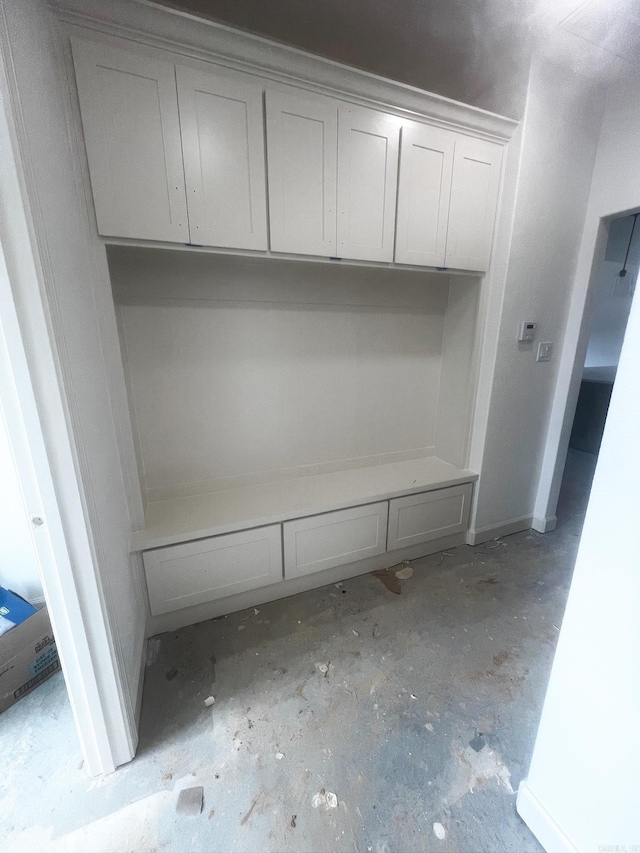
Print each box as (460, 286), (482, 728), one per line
(58, 10), (517, 632)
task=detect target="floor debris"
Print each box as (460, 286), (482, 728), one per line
(425, 723), (434, 732)
(394, 563), (414, 580)
(311, 789), (338, 809)
(165, 668), (178, 681)
(371, 569), (401, 594)
(452, 743), (515, 797)
(276, 752), (284, 760)
(176, 786), (204, 816)
(469, 734), (486, 752)
(314, 662), (329, 674)
(145, 637), (162, 666)
(204, 696), (215, 707)
(290, 815), (297, 828)
(433, 821), (446, 840)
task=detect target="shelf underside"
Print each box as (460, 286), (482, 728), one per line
(132, 456), (478, 551)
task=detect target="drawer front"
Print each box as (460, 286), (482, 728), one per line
(143, 525), (282, 615)
(284, 502), (388, 579)
(387, 484), (472, 550)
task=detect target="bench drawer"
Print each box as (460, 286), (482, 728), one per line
(143, 525), (283, 615)
(387, 484), (472, 550)
(284, 502), (388, 579)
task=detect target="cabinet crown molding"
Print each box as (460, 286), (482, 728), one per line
(50, 0), (519, 142)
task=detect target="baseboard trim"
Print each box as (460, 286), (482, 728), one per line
(467, 515), (533, 545)
(517, 780), (577, 853)
(148, 531), (467, 635)
(132, 623), (146, 729)
(532, 515), (557, 533)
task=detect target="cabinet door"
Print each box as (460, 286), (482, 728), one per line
(387, 484), (472, 551)
(266, 90), (337, 256)
(176, 66), (268, 250)
(337, 107), (399, 262)
(394, 124), (454, 267)
(284, 503), (388, 579)
(143, 525), (283, 615)
(445, 137), (503, 271)
(71, 39), (188, 243)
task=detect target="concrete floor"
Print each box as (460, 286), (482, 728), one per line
(1, 449), (597, 853)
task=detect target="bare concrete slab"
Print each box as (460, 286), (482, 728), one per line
(0, 449), (596, 852)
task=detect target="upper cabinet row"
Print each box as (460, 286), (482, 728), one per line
(72, 39), (503, 272)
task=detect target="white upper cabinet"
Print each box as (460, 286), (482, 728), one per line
(445, 136), (503, 272)
(71, 39), (188, 243)
(176, 66), (268, 250)
(265, 90), (338, 256)
(72, 35), (507, 269)
(394, 124), (454, 268)
(337, 107), (399, 262)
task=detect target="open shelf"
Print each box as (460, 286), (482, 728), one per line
(131, 456), (478, 551)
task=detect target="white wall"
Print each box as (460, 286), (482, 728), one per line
(584, 261), (636, 369)
(584, 215), (639, 370)
(517, 247), (640, 852)
(0, 0), (147, 768)
(110, 250), (450, 503)
(0, 408), (43, 605)
(534, 67), (640, 527)
(469, 54), (606, 540)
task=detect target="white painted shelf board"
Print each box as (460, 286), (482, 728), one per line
(132, 456), (478, 551)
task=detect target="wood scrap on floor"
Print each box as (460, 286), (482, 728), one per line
(176, 786), (203, 816)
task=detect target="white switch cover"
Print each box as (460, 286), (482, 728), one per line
(518, 321), (537, 342)
(537, 342), (553, 362)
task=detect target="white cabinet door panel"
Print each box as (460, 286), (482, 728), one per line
(387, 484), (472, 550)
(284, 502), (388, 579)
(266, 91), (337, 256)
(445, 137), (502, 271)
(71, 39), (188, 243)
(337, 107), (399, 262)
(394, 123), (454, 267)
(143, 525), (282, 615)
(176, 66), (268, 250)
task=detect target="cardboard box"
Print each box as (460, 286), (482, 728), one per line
(0, 586), (37, 635)
(0, 605), (60, 713)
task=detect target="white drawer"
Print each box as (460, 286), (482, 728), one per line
(387, 483), (472, 550)
(143, 525), (283, 615)
(283, 502), (388, 579)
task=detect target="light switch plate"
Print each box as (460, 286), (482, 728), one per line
(537, 342), (553, 362)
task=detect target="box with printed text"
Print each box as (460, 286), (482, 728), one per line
(0, 605), (60, 714)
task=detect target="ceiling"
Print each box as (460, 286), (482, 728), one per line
(157, 0), (640, 118)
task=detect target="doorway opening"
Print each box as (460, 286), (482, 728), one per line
(556, 212), (639, 532)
